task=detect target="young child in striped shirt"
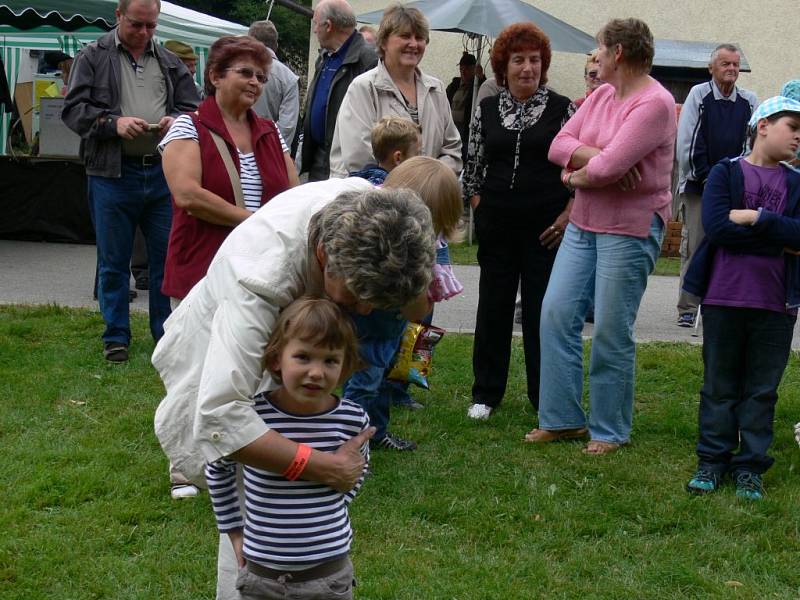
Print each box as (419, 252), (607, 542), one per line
(205, 297), (368, 599)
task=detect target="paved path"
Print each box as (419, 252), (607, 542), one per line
(3, 239), (800, 348)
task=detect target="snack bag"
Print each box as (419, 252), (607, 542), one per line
(387, 322), (446, 389)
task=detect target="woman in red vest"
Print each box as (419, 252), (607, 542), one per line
(159, 35), (298, 498)
(161, 35), (298, 307)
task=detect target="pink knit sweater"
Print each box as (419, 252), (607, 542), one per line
(548, 79), (677, 238)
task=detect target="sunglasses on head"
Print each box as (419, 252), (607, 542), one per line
(122, 14), (157, 30)
(226, 67), (268, 84)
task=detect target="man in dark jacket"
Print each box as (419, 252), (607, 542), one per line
(446, 52), (484, 164)
(62, 0), (199, 362)
(300, 0), (376, 181)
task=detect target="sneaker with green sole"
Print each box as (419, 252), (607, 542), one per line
(734, 472), (764, 500)
(686, 468), (722, 495)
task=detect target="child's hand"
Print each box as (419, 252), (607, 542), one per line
(227, 530), (245, 568)
(729, 209), (759, 226)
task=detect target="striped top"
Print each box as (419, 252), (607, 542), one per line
(160, 114), (288, 213)
(205, 393), (369, 570)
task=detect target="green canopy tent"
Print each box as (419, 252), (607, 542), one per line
(0, 0), (248, 154)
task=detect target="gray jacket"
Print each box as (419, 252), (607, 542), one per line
(62, 29), (200, 178)
(252, 48), (300, 146)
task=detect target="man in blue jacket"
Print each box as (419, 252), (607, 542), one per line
(675, 43), (757, 327)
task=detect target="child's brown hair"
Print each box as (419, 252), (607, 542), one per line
(371, 117), (421, 164)
(384, 156), (464, 242)
(263, 297), (360, 385)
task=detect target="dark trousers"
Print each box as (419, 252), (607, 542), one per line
(131, 227), (149, 284)
(88, 160), (172, 345)
(471, 202), (559, 409)
(697, 305), (796, 475)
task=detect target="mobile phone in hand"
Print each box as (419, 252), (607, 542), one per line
(147, 123), (161, 131)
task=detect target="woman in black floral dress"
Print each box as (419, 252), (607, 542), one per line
(464, 22), (575, 421)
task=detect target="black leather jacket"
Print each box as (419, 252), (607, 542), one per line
(62, 29), (200, 177)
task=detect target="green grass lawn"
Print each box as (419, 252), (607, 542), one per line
(2, 305), (800, 598)
(449, 242), (682, 277)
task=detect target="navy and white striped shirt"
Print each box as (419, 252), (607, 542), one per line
(205, 393), (369, 570)
(160, 114), (288, 213)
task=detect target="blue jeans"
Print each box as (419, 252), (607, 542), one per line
(88, 160), (172, 345)
(343, 334), (402, 441)
(344, 310), (407, 440)
(538, 215), (664, 444)
(697, 305), (795, 476)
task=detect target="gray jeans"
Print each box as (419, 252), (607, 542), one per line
(677, 191), (703, 315)
(235, 557), (354, 600)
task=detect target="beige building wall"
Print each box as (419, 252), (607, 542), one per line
(309, 1), (796, 104)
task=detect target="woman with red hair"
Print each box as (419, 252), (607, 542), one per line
(464, 23), (575, 421)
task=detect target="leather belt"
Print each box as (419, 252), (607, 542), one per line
(123, 154), (161, 167)
(245, 556), (349, 583)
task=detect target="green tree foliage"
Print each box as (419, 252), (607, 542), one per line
(176, 0), (311, 69)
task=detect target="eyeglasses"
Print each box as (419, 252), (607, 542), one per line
(586, 70), (600, 80)
(226, 67), (267, 84)
(121, 14), (158, 30)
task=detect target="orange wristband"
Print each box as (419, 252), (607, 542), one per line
(283, 443), (312, 481)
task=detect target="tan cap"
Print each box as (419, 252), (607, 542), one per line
(164, 40), (197, 60)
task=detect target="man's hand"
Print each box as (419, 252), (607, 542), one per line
(729, 209), (759, 226)
(116, 116), (149, 139)
(158, 115), (175, 136)
(324, 427), (375, 492)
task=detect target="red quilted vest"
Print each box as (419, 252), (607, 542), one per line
(162, 95), (290, 298)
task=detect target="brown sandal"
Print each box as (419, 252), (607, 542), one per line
(524, 427), (588, 443)
(582, 440), (622, 455)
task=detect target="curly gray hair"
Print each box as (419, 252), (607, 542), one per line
(309, 187), (435, 309)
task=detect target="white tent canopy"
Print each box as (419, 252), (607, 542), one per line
(0, 0), (248, 153)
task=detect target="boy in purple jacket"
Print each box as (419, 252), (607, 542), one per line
(683, 97), (800, 500)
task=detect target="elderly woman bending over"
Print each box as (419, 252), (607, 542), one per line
(527, 18), (677, 454)
(328, 3), (462, 177)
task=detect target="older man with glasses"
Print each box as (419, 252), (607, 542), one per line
(63, 0), (199, 363)
(574, 49), (603, 108)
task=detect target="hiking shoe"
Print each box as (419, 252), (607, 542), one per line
(677, 313), (696, 327)
(734, 472), (764, 501)
(103, 342), (129, 363)
(371, 432), (417, 451)
(686, 468), (721, 495)
(467, 403), (493, 420)
(170, 483), (200, 499)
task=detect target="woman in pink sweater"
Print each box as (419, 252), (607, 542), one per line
(525, 18), (677, 454)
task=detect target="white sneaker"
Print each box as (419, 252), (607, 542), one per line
(467, 403), (493, 420)
(170, 484), (200, 499)
(794, 422), (800, 447)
